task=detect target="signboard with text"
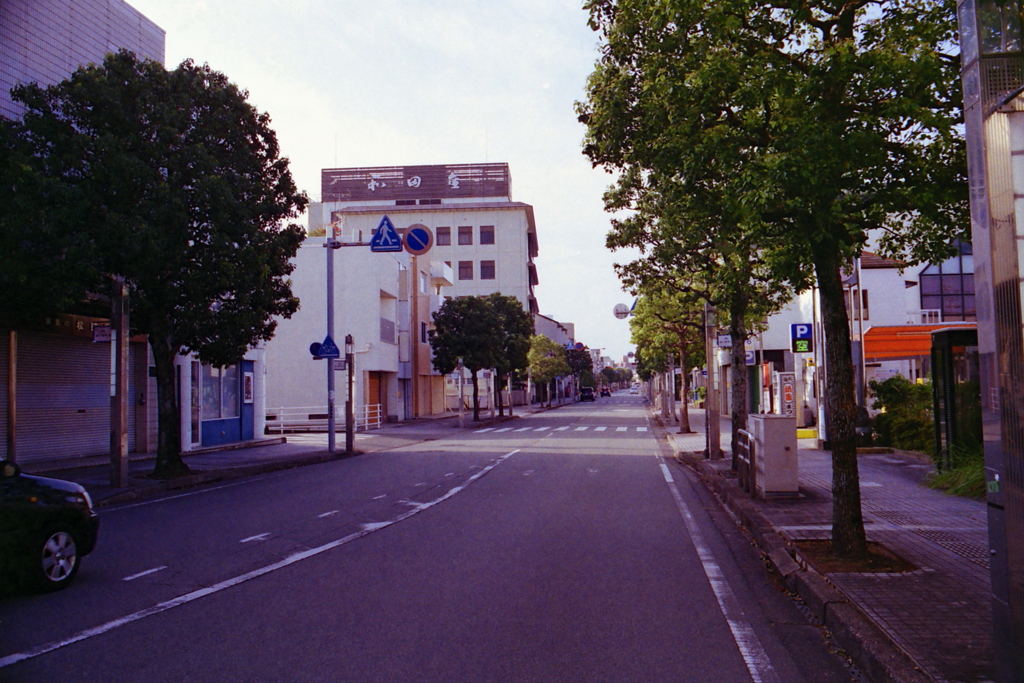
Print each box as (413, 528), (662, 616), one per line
(790, 323), (814, 353)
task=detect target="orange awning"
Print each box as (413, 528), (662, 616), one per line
(863, 324), (976, 362)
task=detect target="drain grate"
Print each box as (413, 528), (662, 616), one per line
(872, 510), (921, 527)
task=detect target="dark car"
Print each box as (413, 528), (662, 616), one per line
(0, 460), (99, 591)
(580, 387), (596, 401)
(600, 388), (611, 397)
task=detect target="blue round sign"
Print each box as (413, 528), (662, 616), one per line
(404, 224), (433, 255)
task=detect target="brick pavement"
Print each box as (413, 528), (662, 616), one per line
(665, 408), (993, 683)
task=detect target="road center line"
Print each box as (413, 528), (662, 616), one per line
(658, 459), (780, 683)
(0, 449), (521, 671)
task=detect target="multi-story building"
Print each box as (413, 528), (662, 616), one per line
(313, 163), (539, 314)
(1, 0), (165, 464)
(1, 0), (164, 120)
(266, 162), (543, 423)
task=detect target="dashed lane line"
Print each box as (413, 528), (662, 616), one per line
(0, 449), (522, 671)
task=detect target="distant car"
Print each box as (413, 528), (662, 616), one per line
(600, 388), (611, 397)
(629, 387), (639, 394)
(580, 387), (596, 401)
(0, 460), (99, 591)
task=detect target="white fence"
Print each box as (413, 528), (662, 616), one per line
(265, 404), (382, 434)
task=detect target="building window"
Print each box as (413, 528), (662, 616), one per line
(396, 199), (416, 206)
(421, 321), (428, 343)
(201, 364), (240, 419)
(919, 241), (975, 322)
(458, 226), (473, 245)
(480, 225), (495, 244)
(480, 260), (496, 280)
(458, 261), (473, 280)
(436, 227), (451, 246)
(418, 198), (440, 205)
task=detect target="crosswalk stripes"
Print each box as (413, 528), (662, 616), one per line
(474, 425), (651, 435)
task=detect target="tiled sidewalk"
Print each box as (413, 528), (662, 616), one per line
(667, 409), (993, 683)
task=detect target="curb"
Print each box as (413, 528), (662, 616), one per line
(671, 444), (933, 683)
(93, 450), (361, 508)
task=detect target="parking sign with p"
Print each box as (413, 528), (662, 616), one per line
(791, 323), (814, 353)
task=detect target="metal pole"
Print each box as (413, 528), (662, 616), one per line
(458, 358), (465, 429)
(326, 238), (336, 454)
(345, 334), (354, 453)
(111, 278), (129, 487)
(7, 330), (16, 462)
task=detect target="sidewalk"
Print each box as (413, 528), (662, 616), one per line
(17, 408), (530, 507)
(662, 408), (992, 683)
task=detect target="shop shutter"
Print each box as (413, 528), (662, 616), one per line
(16, 332), (110, 462)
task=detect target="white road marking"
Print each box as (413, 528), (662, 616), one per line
(318, 511), (339, 518)
(616, 427), (627, 432)
(240, 533), (270, 544)
(123, 566), (167, 582)
(862, 482), (882, 487)
(658, 460), (780, 683)
(495, 427), (514, 433)
(372, 494), (388, 500)
(534, 426), (550, 431)
(555, 426), (570, 431)
(637, 427), (648, 432)
(575, 426), (588, 431)
(515, 427), (533, 432)
(0, 449), (521, 671)
(474, 427), (496, 433)
(595, 427), (607, 432)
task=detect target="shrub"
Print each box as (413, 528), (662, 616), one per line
(868, 375), (934, 456)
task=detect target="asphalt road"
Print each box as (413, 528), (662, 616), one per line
(1, 394), (858, 682)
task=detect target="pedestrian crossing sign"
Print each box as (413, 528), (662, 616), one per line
(370, 215), (402, 252)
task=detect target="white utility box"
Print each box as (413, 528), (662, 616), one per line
(749, 414), (799, 497)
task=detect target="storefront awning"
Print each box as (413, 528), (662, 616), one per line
(863, 323), (976, 362)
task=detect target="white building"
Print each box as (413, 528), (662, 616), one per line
(265, 163), (545, 424)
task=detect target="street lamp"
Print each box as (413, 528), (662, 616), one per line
(345, 334), (354, 453)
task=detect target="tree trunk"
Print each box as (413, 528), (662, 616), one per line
(497, 374), (505, 417)
(729, 291), (749, 469)
(150, 333), (189, 478)
(679, 342), (693, 433)
(471, 368), (480, 422)
(814, 242), (868, 560)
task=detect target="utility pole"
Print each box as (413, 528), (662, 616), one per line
(705, 302), (722, 460)
(110, 277), (129, 487)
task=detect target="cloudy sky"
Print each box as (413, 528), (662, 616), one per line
(127, 0), (637, 361)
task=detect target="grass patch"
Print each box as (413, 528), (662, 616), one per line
(928, 458), (986, 499)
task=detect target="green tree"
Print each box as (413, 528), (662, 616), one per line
(6, 51), (307, 477)
(578, 0), (966, 559)
(485, 293), (534, 417)
(566, 347), (595, 390)
(430, 296), (498, 421)
(630, 291), (705, 433)
(528, 335), (570, 407)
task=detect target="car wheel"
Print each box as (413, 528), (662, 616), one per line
(34, 529), (80, 591)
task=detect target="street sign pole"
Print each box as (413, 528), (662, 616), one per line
(345, 334), (354, 454)
(326, 237), (340, 453)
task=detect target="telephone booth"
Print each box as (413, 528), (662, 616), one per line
(931, 327), (980, 467)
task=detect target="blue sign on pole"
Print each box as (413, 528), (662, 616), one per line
(318, 335), (341, 359)
(790, 323), (814, 353)
(404, 224), (433, 255)
(370, 215), (402, 252)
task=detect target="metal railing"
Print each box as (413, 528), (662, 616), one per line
(736, 429), (756, 495)
(265, 404), (383, 433)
